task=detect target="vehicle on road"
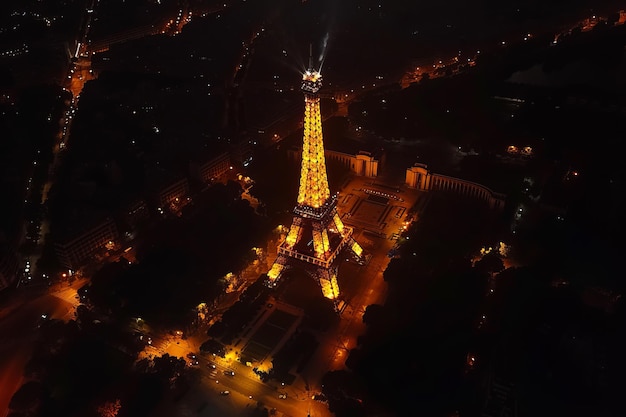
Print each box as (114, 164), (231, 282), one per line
(220, 390), (230, 395)
(37, 313), (51, 328)
(278, 393), (287, 399)
(313, 393), (327, 402)
(223, 369), (235, 376)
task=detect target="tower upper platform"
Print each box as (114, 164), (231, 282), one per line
(301, 70), (322, 93)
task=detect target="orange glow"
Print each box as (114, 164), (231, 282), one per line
(312, 226), (330, 259)
(351, 241), (363, 257)
(265, 69), (366, 301)
(297, 77), (330, 208)
(267, 263), (284, 281)
(320, 272), (339, 299)
(285, 222), (301, 248)
(302, 70), (322, 83)
(333, 213), (344, 233)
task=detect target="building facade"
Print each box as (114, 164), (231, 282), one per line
(190, 151), (231, 185)
(54, 216), (119, 270)
(406, 163), (506, 210)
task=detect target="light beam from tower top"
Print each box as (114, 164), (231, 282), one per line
(301, 70), (322, 94)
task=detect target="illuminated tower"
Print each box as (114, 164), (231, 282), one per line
(266, 66), (364, 308)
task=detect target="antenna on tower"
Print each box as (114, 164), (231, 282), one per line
(308, 43), (313, 71)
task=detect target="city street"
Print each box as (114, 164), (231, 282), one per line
(0, 286), (79, 417)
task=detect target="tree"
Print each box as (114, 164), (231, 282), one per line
(382, 257), (412, 284)
(362, 304), (386, 326)
(250, 406), (269, 417)
(152, 354), (186, 382)
(119, 374), (163, 417)
(474, 252), (504, 275)
(9, 380), (44, 412)
(321, 370), (366, 417)
(134, 358), (151, 374)
(207, 321), (226, 338)
(97, 399), (122, 417)
(199, 339), (226, 356)
(345, 348), (364, 371)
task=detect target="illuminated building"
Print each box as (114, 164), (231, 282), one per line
(146, 166), (190, 214)
(190, 150), (231, 185)
(266, 67), (364, 308)
(54, 216), (119, 270)
(405, 163), (506, 210)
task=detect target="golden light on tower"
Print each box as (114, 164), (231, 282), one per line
(266, 263), (284, 281)
(297, 70), (330, 208)
(284, 219), (302, 248)
(265, 55), (366, 310)
(332, 213), (344, 233)
(319, 272), (339, 300)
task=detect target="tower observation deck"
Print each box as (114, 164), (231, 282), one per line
(266, 68), (365, 309)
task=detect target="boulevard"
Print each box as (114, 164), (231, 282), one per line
(0, 281), (82, 416)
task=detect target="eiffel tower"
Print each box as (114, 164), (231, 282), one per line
(266, 62), (364, 308)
